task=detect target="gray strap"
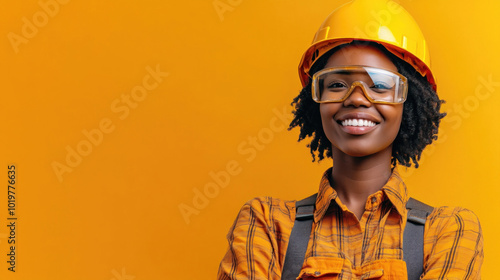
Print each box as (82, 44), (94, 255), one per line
(281, 194), (317, 280)
(404, 197), (434, 280)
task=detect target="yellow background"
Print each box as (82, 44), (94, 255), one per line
(0, 0), (498, 279)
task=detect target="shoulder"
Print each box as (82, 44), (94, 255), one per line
(228, 196), (297, 235)
(422, 206), (484, 278)
(241, 196), (296, 214)
(426, 206), (482, 235)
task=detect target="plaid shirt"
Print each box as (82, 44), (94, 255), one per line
(218, 168), (483, 279)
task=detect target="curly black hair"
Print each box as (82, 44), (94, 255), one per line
(288, 41), (446, 168)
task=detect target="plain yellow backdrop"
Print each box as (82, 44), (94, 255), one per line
(0, 0), (498, 279)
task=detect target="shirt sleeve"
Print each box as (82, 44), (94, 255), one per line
(217, 197), (294, 280)
(422, 206), (484, 279)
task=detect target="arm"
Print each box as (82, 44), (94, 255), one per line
(422, 207), (484, 279)
(217, 197), (293, 280)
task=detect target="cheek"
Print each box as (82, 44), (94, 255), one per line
(394, 106), (404, 127)
(319, 104), (338, 132)
(319, 103), (340, 123)
(378, 104), (404, 134)
(319, 106), (327, 125)
(319, 103), (343, 145)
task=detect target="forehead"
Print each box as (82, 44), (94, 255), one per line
(324, 45), (397, 72)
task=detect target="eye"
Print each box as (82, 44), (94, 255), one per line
(371, 82), (393, 92)
(326, 81), (347, 90)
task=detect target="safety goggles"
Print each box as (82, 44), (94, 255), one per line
(311, 66), (408, 104)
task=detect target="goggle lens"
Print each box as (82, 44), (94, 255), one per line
(312, 66), (408, 104)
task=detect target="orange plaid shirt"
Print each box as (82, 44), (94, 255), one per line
(217, 168), (483, 279)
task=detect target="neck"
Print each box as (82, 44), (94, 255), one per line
(330, 145), (393, 219)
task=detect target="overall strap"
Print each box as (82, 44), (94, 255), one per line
(281, 193), (317, 280)
(404, 197), (434, 280)
(281, 194), (434, 280)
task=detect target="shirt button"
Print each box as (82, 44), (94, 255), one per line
(314, 271), (321, 276)
(371, 197), (377, 204)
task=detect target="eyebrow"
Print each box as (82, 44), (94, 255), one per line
(331, 70), (353, 75)
(325, 69), (370, 75)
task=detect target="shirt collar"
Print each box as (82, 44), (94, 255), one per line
(313, 167), (409, 223)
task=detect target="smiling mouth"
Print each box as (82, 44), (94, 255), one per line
(339, 119), (377, 127)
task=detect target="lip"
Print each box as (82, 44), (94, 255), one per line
(336, 112), (381, 123)
(339, 124), (377, 135)
(335, 112), (381, 135)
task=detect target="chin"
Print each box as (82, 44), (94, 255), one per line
(343, 149), (374, 158)
(333, 142), (393, 159)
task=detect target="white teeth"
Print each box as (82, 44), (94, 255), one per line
(341, 119), (376, 127)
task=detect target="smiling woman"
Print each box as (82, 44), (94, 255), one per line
(217, 0), (483, 279)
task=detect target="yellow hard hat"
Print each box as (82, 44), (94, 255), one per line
(298, 0), (436, 90)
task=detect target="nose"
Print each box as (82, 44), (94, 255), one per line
(343, 83), (372, 107)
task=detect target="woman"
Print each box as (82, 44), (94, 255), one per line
(217, 0), (483, 279)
